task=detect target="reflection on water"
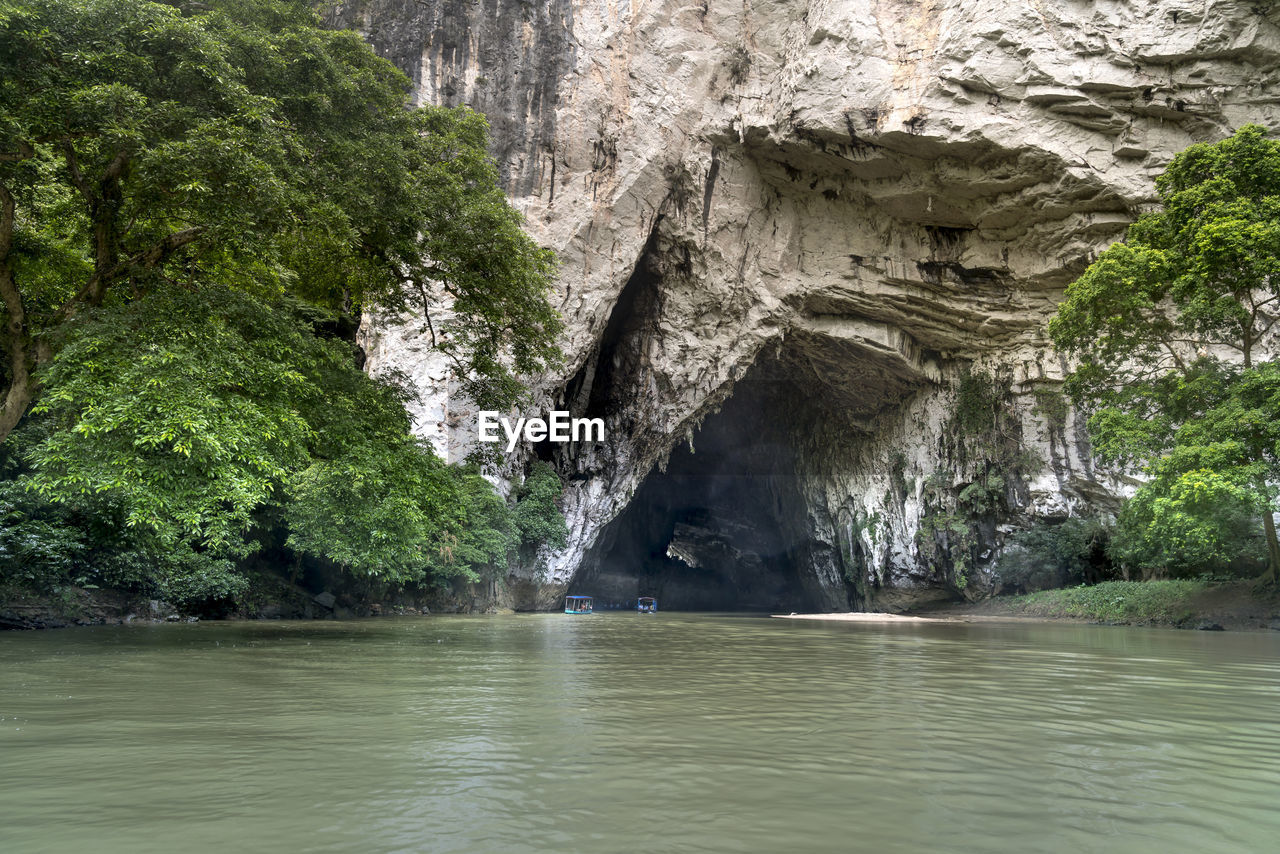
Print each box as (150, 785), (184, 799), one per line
(2, 615), (1279, 853)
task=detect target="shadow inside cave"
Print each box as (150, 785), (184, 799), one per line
(570, 362), (844, 613)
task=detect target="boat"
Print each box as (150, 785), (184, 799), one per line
(564, 595), (593, 615)
(637, 597), (657, 614)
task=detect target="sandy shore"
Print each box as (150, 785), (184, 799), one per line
(770, 612), (1095, 626)
(772, 612), (958, 623)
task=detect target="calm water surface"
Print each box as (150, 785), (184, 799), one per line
(2, 614), (1279, 853)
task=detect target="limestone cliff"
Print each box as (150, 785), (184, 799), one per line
(332, 0), (1280, 610)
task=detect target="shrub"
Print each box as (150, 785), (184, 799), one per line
(512, 461), (569, 551)
(1004, 579), (1206, 623)
(996, 517), (1115, 593)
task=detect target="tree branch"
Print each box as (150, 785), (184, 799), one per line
(1157, 335), (1189, 373)
(132, 226), (205, 270)
(55, 226), (206, 321)
(0, 141), (35, 162)
(414, 279), (438, 347)
(60, 139), (95, 206)
(101, 148), (130, 183)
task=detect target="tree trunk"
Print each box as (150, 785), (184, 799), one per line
(0, 349), (32, 444)
(0, 183), (32, 445)
(1263, 505), (1280, 584)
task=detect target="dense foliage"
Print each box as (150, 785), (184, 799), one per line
(995, 517), (1115, 593)
(1050, 125), (1280, 579)
(0, 0), (568, 605)
(511, 461), (570, 552)
(1, 428), (251, 607)
(0, 0), (560, 431)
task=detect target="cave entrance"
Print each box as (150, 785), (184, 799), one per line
(572, 356), (840, 613)
(556, 221), (937, 611)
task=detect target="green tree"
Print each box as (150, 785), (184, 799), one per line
(1049, 125), (1280, 579)
(0, 418), (251, 606)
(0, 0), (560, 442)
(23, 282), (468, 584)
(428, 469), (518, 581)
(0, 0), (566, 601)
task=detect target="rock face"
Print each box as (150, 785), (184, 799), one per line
(333, 0), (1280, 610)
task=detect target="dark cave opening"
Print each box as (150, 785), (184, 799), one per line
(571, 363), (847, 613)
(551, 227), (939, 612)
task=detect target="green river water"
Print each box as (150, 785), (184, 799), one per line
(2, 613), (1279, 853)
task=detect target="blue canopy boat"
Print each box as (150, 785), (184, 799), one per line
(637, 597), (658, 614)
(564, 595), (593, 615)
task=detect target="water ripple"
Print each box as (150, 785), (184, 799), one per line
(2, 615), (1279, 853)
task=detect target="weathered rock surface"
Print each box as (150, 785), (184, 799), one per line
(335, 0), (1280, 610)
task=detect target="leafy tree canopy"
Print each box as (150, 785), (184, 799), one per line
(1, 0), (561, 440)
(0, 0), (568, 602)
(1049, 125), (1280, 578)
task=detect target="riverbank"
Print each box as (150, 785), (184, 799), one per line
(0, 571), (496, 630)
(10, 578), (1280, 633)
(911, 579), (1280, 632)
(773, 612), (960, 623)
(774, 580), (1280, 632)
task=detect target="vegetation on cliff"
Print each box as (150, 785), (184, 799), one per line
(917, 367), (1036, 594)
(0, 0), (566, 609)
